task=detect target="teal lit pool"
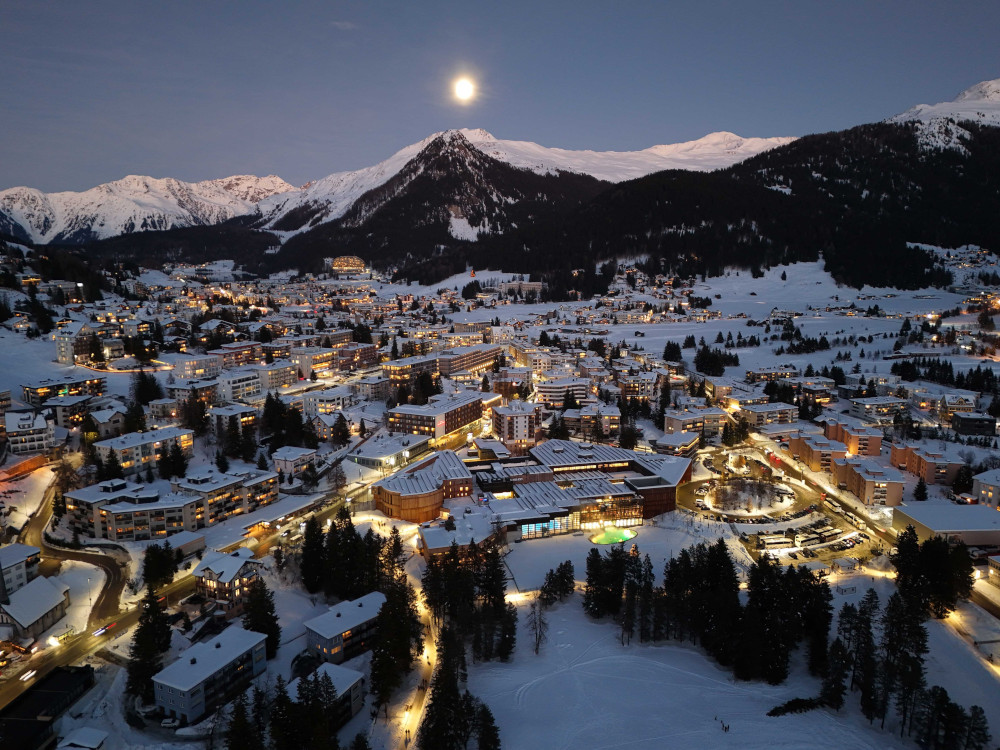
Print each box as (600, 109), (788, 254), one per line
(589, 527), (637, 545)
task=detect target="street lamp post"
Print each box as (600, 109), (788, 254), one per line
(87, 577), (92, 610)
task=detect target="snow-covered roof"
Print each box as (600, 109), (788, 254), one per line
(1, 575), (69, 628)
(57, 727), (109, 749)
(93, 425), (192, 451)
(894, 503), (1000, 534)
(0, 543), (40, 571)
(192, 548), (259, 583)
(304, 592), (386, 640)
(154, 626), (266, 692)
(288, 661), (364, 699)
(271, 445), (317, 461)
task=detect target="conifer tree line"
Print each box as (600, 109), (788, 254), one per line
(416, 626), (501, 750)
(821, 588), (991, 748)
(220, 414), (260, 463)
(421, 539), (517, 663)
(891, 525), (974, 620)
(222, 671), (374, 750)
(584, 540), (832, 681)
(141, 540), (179, 590)
(262, 392), (320, 452)
(299, 508), (423, 715)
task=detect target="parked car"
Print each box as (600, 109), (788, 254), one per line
(161, 718), (180, 729)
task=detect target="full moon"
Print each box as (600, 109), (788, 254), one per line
(454, 77), (475, 101)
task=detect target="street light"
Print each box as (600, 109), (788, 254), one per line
(87, 577), (92, 610)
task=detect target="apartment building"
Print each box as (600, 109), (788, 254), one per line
(289, 347), (336, 379)
(215, 370), (262, 402)
(171, 354), (223, 380)
(333, 342), (378, 371)
(207, 342), (262, 369)
(302, 387), (352, 418)
(251, 360), (299, 391)
(381, 354), (438, 385)
(3, 411), (56, 454)
(154, 626), (267, 725)
(22, 375), (106, 406)
(849, 396), (909, 424)
(436, 344), (502, 377)
(167, 379), (220, 406)
(93, 426), (194, 477)
(831, 457), (904, 507)
(534, 377), (591, 409)
(192, 548), (263, 619)
(0, 543), (40, 598)
(889, 443), (962, 485)
(788, 434), (847, 472)
(54, 321), (97, 365)
(388, 392), (483, 440)
(821, 418), (883, 456)
(305, 592), (386, 665)
(492, 400), (543, 455)
(738, 402), (798, 428)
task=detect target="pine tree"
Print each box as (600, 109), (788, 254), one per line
(583, 548), (604, 618)
(269, 676), (298, 750)
(126, 587), (171, 703)
(476, 703), (501, 750)
(821, 637), (850, 710)
(300, 517), (326, 593)
(225, 693), (263, 750)
(963, 705), (991, 750)
(169, 442), (187, 478)
(242, 577), (281, 659)
(914, 477), (928, 501)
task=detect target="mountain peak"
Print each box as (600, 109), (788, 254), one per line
(954, 78), (1000, 102)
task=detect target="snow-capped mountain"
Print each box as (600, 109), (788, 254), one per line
(889, 77), (1000, 151)
(0, 174), (295, 244)
(255, 128), (794, 233)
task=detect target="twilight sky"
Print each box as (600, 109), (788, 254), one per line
(2, 0), (998, 192)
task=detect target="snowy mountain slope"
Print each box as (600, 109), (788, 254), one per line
(256, 128), (795, 232)
(889, 77), (1000, 151)
(0, 174), (295, 244)
(460, 128), (796, 181)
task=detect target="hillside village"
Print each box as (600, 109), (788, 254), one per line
(0, 246), (999, 749)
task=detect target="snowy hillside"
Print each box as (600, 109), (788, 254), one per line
(889, 77), (1000, 151)
(0, 173), (295, 244)
(456, 128), (796, 182)
(255, 128), (794, 232)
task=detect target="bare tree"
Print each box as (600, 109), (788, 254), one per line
(526, 599), (548, 655)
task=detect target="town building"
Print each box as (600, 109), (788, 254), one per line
(0, 543), (40, 598)
(93, 427), (194, 477)
(491, 400), (543, 455)
(831, 457), (904, 507)
(271, 446), (317, 478)
(821, 418), (883, 456)
(373, 450), (473, 522)
(154, 626), (267, 725)
(3, 411), (56, 454)
(304, 592), (386, 664)
(951, 412), (997, 437)
(738, 402), (798, 428)
(849, 396), (909, 424)
(0, 575), (70, 640)
(192, 548), (263, 619)
(215, 370), (262, 402)
(889, 443), (962, 485)
(22, 375), (106, 406)
(346, 432), (430, 472)
(388, 392), (482, 441)
(787, 435), (847, 472)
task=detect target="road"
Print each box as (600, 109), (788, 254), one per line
(18, 482), (126, 627)
(0, 573), (195, 712)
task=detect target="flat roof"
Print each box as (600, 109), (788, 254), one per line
(894, 503), (1000, 533)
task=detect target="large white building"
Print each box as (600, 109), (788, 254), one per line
(3, 411), (56, 454)
(94, 426), (194, 476)
(0, 543), (40, 598)
(154, 626), (267, 724)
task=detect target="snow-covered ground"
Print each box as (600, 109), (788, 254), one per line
(52, 561), (106, 636)
(1, 465), (52, 529)
(469, 571), (1000, 750)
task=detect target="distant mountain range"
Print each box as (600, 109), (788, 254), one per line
(0, 130), (793, 245)
(2, 79), (999, 293)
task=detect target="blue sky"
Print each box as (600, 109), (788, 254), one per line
(2, 0), (998, 191)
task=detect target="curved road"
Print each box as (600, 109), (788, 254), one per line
(18, 482), (126, 627)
